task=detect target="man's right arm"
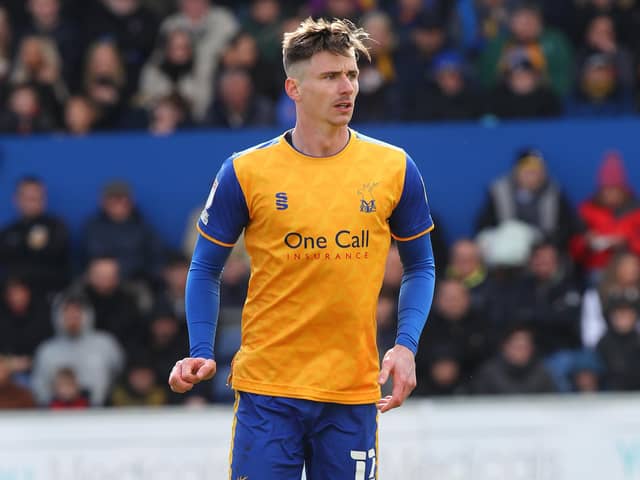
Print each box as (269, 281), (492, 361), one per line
(186, 235), (232, 359)
(169, 156), (249, 393)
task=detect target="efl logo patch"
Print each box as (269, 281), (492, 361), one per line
(358, 182), (379, 213)
(275, 192), (288, 210)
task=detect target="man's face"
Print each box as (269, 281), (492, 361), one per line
(451, 240), (481, 278)
(62, 303), (84, 336)
(88, 258), (120, 295)
(529, 245), (558, 280)
(435, 281), (470, 320)
(29, 0), (59, 25)
(291, 50), (359, 128)
(510, 10), (542, 43)
(502, 331), (534, 366)
(102, 194), (133, 222)
(180, 0), (209, 19)
(15, 182), (46, 218)
(515, 163), (546, 191)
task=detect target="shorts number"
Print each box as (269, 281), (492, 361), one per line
(350, 449), (376, 480)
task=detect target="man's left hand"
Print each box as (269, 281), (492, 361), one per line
(377, 344), (416, 413)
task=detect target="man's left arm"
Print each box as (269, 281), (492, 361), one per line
(378, 234), (435, 412)
(379, 154), (436, 412)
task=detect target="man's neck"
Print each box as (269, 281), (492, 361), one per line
(290, 123), (350, 157)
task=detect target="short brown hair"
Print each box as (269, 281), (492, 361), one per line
(282, 17), (370, 76)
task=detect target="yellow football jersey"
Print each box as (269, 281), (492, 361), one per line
(197, 129), (433, 404)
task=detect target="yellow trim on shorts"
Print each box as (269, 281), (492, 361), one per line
(228, 391), (240, 480)
(391, 224), (435, 242)
(375, 411), (379, 480)
(197, 224), (235, 247)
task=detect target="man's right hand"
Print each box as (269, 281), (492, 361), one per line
(168, 357), (217, 393)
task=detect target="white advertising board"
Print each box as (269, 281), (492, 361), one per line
(1, 394), (639, 480)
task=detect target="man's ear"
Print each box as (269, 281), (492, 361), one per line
(285, 77), (301, 101)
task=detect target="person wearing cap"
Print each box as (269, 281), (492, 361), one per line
(570, 14), (634, 116)
(570, 151), (640, 277)
(0, 175), (71, 296)
(479, 1), (573, 97)
(596, 292), (640, 391)
(475, 147), (578, 249)
(82, 179), (165, 286)
(486, 46), (563, 118)
(410, 50), (483, 121)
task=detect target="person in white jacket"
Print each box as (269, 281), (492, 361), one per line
(31, 293), (124, 406)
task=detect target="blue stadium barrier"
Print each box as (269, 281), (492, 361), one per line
(1, 117), (639, 248)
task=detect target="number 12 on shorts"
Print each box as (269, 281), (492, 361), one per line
(350, 448), (376, 480)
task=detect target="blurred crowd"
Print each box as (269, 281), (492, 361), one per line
(2, 144), (640, 409)
(1, 0), (640, 138)
(2, 0), (640, 410)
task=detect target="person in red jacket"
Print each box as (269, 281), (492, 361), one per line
(570, 151), (640, 281)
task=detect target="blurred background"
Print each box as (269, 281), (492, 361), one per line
(1, 0), (640, 478)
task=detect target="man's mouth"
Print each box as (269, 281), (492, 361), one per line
(334, 101), (353, 110)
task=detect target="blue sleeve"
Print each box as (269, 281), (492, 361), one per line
(197, 156), (249, 246)
(389, 154), (434, 240)
(185, 234), (233, 359)
(395, 234), (436, 355)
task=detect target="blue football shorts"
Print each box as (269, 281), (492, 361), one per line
(229, 391), (378, 480)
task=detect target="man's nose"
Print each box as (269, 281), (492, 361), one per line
(339, 73), (355, 95)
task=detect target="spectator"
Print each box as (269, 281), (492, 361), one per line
(446, 239), (491, 313)
(382, 241), (403, 296)
(312, 0), (364, 21)
(570, 15), (634, 116)
(476, 148), (577, 248)
(10, 35), (68, 123)
(512, 241), (582, 356)
(241, 0), (286, 100)
(83, 179), (165, 285)
(0, 176), (71, 295)
(0, 6), (13, 97)
(82, 41), (129, 130)
(418, 279), (491, 377)
(574, 0), (633, 47)
(596, 293), (640, 390)
(0, 83), (57, 134)
(395, 11), (449, 113)
(352, 10), (401, 123)
(0, 277), (52, 373)
(0, 354), (36, 409)
(63, 95), (98, 136)
(218, 31), (282, 102)
(486, 48), (563, 119)
(376, 292), (397, 369)
(22, 0), (80, 89)
(138, 28), (201, 116)
(468, 323), (557, 394)
(414, 344), (464, 396)
(133, 311), (187, 402)
(154, 251), (189, 320)
(206, 68), (275, 128)
(83, 0), (159, 96)
(31, 293), (124, 406)
(410, 50), (483, 122)
(148, 93), (193, 136)
(48, 367), (90, 409)
(72, 256), (143, 347)
(568, 349), (604, 393)
(479, 2), (573, 97)
(160, 0), (239, 121)
(467, 0), (514, 52)
(581, 251), (640, 348)
(570, 151), (640, 277)
(110, 356), (167, 406)
(220, 248), (251, 307)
